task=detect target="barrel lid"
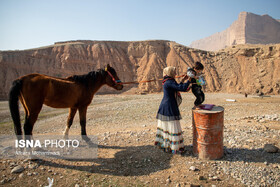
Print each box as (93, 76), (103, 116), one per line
(192, 106), (224, 114)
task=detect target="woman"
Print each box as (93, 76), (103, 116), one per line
(155, 66), (191, 154)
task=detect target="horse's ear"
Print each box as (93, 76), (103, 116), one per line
(105, 64), (110, 71)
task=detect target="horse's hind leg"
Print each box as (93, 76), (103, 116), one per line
(64, 108), (77, 139)
(23, 107), (41, 156)
(23, 104), (42, 158)
(19, 93), (43, 137)
(24, 107), (42, 137)
(23, 98), (43, 137)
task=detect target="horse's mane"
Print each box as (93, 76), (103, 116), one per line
(66, 69), (105, 86)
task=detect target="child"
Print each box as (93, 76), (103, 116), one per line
(187, 62), (205, 108)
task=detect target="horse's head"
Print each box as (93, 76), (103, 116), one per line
(104, 64), (123, 90)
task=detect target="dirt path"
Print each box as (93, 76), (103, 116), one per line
(0, 93), (279, 186)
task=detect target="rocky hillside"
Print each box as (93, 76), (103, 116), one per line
(0, 40), (279, 99)
(190, 12), (280, 51)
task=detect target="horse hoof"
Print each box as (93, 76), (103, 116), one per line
(82, 136), (91, 142)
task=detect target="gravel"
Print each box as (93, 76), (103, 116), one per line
(0, 93), (279, 186)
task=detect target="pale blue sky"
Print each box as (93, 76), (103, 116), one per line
(0, 0), (279, 50)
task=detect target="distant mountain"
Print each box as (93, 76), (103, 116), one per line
(1, 40), (280, 99)
(190, 12), (280, 51)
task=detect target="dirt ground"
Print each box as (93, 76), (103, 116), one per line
(0, 92), (279, 187)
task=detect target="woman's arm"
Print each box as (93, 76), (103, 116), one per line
(180, 74), (191, 83)
(167, 79), (191, 92)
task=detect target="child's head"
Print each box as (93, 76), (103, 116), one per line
(193, 62), (204, 73)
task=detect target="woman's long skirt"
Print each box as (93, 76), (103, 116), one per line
(155, 119), (184, 154)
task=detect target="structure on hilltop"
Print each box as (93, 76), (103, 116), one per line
(190, 12), (280, 51)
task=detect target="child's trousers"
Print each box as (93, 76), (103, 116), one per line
(192, 85), (205, 106)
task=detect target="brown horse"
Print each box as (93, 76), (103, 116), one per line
(9, 64), (123, 141)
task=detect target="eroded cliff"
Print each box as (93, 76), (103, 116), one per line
(0, 40), (279, 99)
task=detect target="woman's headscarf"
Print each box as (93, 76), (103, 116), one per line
(163, 66), (176, 78)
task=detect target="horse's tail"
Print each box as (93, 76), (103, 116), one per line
(9, 79), (23, 137)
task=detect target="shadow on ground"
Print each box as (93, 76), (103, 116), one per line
(34, 145), (175, 176)
(33, 145), (279, 177)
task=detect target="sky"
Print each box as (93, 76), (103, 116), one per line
(0, 0), (280, 50)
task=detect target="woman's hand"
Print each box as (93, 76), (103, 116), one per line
(182, 75), (191, 82)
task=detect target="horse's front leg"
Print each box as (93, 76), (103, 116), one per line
(78, 106), (90, 142)
(64, 108), (77, 139)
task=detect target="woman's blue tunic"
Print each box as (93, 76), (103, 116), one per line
(156, 78), (190, 121)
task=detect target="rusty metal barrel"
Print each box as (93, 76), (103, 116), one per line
(192, 106), (224, 160)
